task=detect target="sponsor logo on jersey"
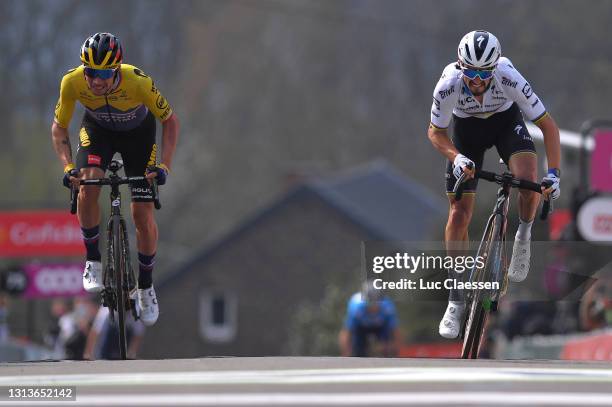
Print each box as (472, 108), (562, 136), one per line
(79, 128), (91, 147)
(502, 77), (518, 88)
(148, 144), (158, 167)
(514, 125), (523, 135)
(156, 95), (169, 110)
(88, 155), (102, 166)
(159, 108), (171, 121)
(439, 87), (455, 99)
(433, 97), (441, 110)
(522, 83), (533, 99)
(133, 68), (149, 78)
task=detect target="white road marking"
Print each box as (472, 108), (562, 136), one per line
(2, 392), (611, 406)
(0, 367), (609, 387)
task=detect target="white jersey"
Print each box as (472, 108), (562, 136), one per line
(430, 57), (547, 129)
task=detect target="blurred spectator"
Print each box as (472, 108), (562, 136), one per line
(57, 297), (96, 360)
(0, 295), (9, 343)
(500, 301), (557, 340)
(580, 273), (612, 331)
(43, 299), (69, 357)
(84, 306), (145, 360)
(338, 281), (400, 357)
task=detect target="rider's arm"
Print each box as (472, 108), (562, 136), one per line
(498, 59), (560, 171)
(428, 64), (461, 161)
(135, 71), (178, 170)
(534, 113), (561, 171)
(51, 122), (74, 171)
(52, 71), (78, 171)
(427, 125), (460, 162)
(160, 113), (180, 171)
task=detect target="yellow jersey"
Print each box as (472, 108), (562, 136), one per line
(54, 64), (173, 131)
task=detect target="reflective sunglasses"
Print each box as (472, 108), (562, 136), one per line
(84, 67), (117, 79)
(461, 67), (494, 81)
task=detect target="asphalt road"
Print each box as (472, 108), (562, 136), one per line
(0, 357), (610, 406)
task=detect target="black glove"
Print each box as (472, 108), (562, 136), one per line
(63, 167), (79, 189)
(147, 164), (169, 185)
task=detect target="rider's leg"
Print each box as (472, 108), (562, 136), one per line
(440, 193), (475, 338)
(78, 167), (105, 259)
(74, 119), (114, 291)
(508, 152), (539, 228)
(445, 193), (476, 299)
(120, 112), (159, 325)
(131, 202), (158, 289)
(507, 152), (539, 282)
(131, 201), (160, 326)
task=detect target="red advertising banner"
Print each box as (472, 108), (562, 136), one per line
(0, 211), (84, 257)
(23, 263), (88, 299)
(399, 342), (462, 358)
(591, 130), (612, 192)
(561, 332), (612, 360)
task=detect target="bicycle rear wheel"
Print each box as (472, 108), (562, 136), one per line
(112, 217), (128, 360)
(461, 215), (503, 359)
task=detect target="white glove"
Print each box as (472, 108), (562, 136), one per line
(453, 154), (474, 179)
(542, 170), (560, 200)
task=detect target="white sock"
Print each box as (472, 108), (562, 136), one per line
(516, 218), (533, 241)
(449, 300), (465, 309)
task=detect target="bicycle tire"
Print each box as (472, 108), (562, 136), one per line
(112, 217), (128, 360)
(461, 214), (503, 359)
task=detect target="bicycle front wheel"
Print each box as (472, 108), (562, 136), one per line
(461, 214), (503, 359)
(112, 217), (128, 360)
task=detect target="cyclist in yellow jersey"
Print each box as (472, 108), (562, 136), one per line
(51, 33), (179, 327)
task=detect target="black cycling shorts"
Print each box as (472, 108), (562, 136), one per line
(76, 111), (157, 202)
(445, 103), (537, 194)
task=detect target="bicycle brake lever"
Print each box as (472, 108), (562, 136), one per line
(70, 186), (79, 215)
(539, 180), (553, 220)
(453, 163), (474, 202)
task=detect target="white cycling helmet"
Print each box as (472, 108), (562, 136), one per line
(457, 30), (501, 69)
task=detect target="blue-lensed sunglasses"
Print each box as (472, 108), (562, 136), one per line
(84, 67), (116, 79)
(461, 67), (494, 80)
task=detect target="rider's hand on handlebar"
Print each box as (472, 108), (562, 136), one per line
(541, 169), (560, 200)
(62, 164), (80, 189)
(146, 163), (169, 185)
(453, 154), (475, 180)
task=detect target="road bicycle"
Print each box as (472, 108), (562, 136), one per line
(70, 160), (160, 359)
(453, 166), (551, 359)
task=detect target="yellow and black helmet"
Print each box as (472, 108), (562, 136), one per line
(80, 32), (123, 69)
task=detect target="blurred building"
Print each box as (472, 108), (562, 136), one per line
(141, 160), (445, 358)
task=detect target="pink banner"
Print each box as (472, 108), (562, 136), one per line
(591, 130), (612, 192)
(23, 263), (88, 299)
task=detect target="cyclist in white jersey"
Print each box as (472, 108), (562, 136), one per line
(428, 30), (561, 339)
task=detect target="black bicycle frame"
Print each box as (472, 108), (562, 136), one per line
(69, 161), (161, 359)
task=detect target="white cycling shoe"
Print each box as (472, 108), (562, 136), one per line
(83, 261), (103, 293)
(137, 285), (159, 326)
(439, 301), (465, 339)
(508, 238), (531, 282)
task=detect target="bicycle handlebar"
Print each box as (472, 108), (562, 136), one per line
(453, 166), (553, 220)
(70, 172), (161, 214)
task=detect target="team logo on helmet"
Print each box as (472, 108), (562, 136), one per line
(457, 30), (501, 70)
